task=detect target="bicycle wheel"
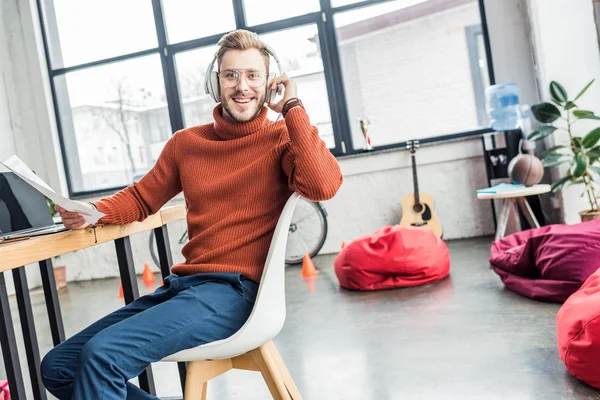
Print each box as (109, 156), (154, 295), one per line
(285, 198), (328, 265)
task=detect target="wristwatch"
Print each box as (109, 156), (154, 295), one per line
(282, 98), (304, 117)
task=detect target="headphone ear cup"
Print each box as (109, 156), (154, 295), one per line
(208, 71), (220, 103)
(265, 72), (277, 104)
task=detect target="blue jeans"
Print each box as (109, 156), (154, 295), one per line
(40, 272), (258, 399)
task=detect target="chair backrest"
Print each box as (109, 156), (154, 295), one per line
(226, 192), (300, 349)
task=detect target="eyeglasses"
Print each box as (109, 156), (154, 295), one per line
(218, 69), (267, 88)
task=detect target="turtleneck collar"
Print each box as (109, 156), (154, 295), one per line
(212, 104), (270, 140)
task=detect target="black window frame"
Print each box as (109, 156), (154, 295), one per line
(36, 0), (495, 198)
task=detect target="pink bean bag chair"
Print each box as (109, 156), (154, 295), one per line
(490, 219), (600, 303)
(0, 380), (9, 400)
(556, 267), (600, 389)
(334, 225), (450, 291)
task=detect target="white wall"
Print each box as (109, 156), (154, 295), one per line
(0, 0), (66, 194)
(0, 0), (544, 286)
(320, 138), (493, 255)
(527, 0), (600, 224)
(0, 4), (17, 161)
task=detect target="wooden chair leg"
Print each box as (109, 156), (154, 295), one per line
(184, 359), (232, 400)
(250, 344), (292, 400)
(264, 341), (302, 400)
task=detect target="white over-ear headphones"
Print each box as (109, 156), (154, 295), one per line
(204, 45), (283, 104)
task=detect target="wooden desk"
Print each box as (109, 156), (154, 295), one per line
(0, 206), (186, 400)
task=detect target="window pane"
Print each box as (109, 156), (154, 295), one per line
(331, 0), (363, 7)
(260, 26), (335, 148)
(244, 0), (320, 27)
(42, 0), (158, 68)
(175, 46), (219, 128)
(334, 0), (489, 149)
(332, 0), (426, 8)
(55, 55), (171, 193)
(162, 0), (235, 44)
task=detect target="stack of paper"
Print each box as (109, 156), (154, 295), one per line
(1, 155), (105, 225)
(476, 183), (525, 194)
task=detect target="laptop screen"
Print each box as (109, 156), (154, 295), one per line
(0, 172), (55, 235)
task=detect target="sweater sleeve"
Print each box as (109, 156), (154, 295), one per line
(93, 133), (182, 224)
(279, 107), (343, 201)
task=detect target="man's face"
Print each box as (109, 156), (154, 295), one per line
(219, 48), (268, 122)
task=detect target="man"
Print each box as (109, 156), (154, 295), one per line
(40, 29), (342, 399)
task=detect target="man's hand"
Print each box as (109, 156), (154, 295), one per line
(267, 73), (298, 113)
(54, 201), (95, 230)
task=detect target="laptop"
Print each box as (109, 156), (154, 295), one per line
(0, 172), (67, 242)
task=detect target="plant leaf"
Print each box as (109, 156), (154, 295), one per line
(583, 128), (600, 148)
(528, 125), (558, 140)
(531, 102), (562, 123)
(541, 145), (567, 157)
(544, 160), (572, 168)
(571, 153), (589, 177)
(573, 79), (596, 102)
(564, 101), (576, 110)
(574, 110), (595, 118)
(589, 165), (600, 176)
(551, 175), (572, 192)
(550, 81), (568, 103)
(588, 147), (600, 159)
(578, 114), (600, 121)
(542, 152), (569, 162)
(542, 152), (572, 167)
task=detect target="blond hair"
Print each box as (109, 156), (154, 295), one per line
(216, 29), (272, 73)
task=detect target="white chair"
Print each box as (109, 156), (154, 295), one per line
(161, 192), (302, 400)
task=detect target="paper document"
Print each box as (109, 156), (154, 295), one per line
(1, 155), (105, 225)
(476, 183), (525, 194)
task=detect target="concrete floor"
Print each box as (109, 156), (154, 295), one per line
(3, 236), (600, 399)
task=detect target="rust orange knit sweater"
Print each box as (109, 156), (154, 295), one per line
(94, 105), (343, 282)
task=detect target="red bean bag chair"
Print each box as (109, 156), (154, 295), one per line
(556, 267), (600, 389)
(334, 225), (450, 291)
(490, 219), (600, 303)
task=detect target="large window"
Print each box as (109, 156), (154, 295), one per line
(175, 46), (219, 128)
(260, 26), (335, 148)
(38, 0), (494, 196)
(334, 0), (490, 149)
(53, 55), (171, 193)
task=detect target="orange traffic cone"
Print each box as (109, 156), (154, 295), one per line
(341, 241), (347, 249)
(142, 263), (156, 288)
(118, 282), (124, 298)
(303, 276), (316, 293)
(301, 254), (319, 277)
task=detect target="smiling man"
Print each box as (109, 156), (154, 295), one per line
(40, 29), (343, 399)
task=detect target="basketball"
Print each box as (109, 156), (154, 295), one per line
(508, 154), (544, 186)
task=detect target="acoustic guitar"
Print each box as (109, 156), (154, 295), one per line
(399, 140), (443, 238)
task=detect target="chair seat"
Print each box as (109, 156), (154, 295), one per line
(161, 337), (235, 362)
(161, 327), (277, 362)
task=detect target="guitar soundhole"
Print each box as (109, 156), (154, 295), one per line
(413, 203), (423, 213)
(422, 204), (432, 221)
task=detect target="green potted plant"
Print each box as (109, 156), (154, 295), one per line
(528, 79), (600, 222)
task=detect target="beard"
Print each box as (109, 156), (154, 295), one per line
(221, 90), (266, 122)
